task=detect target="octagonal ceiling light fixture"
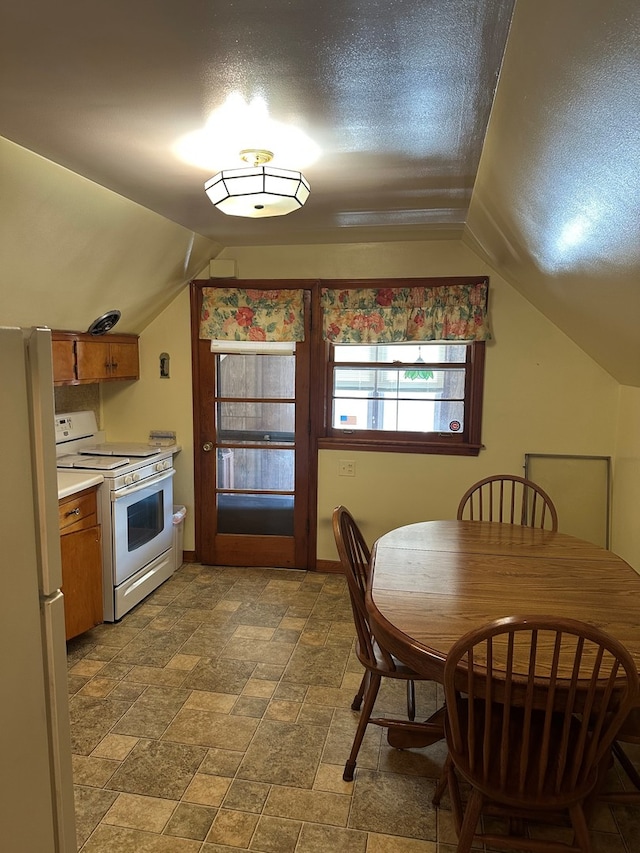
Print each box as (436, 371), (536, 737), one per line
(204, 149), (310, 218)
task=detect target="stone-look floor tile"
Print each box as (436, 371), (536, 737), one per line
(69, 658), (106, 678)
(183, 773), (231, 807)
(122, 665), (187, 687)
(68, 674), (90, 694)
(164, 802), (217, 841)
(92, 732), (139, 760)
(610, 803), (640, 851)
(222, 779), (271, 813)
(108, 681), (148, 702)
(282, 644), (350, 687)
(231, 695), (269, 717)
(200, 748), (245, 777)
(79, 823), (202, 851)
(249, 815), (302, 852)
(232, 624), (276, 640)
(273, 628), (301, 644)
(166, 653), (201, 671)
(221, 636), (295, 666)
(112, 687), (189, 738)
(74, 785), (118, 848)
(252, 663), (285, 680)
(182, 657), (256, 694)
(297, 703), (334, 727)
(367, 834), (438, 852)
(108, 738), (207, 799)
(96, 661), (133, 680)
(72, 754), (119, 787)
(163, 707), (260, 750)
(77, 676), (119, 698)
(312, 763), (353, 795)
(280, 616), (307, 631)
(238, 720), (326, 788)
(349, 769), (437, 840)
(184, 690), (237, 713)
(295, 822), (367, 853)
(378, 740), (447, 779)
(263, 786), (351, 826)
(264, 699), (301, 722)
(103, 792), (177, 832)
(272, 681), (307, 701)
(228, 601), (289, 627)
(206, 808), (259, 847)
(68, 695), (131, 755)
(242, 678), (278, 698)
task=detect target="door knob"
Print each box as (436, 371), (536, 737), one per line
(202, 441), (213, 452)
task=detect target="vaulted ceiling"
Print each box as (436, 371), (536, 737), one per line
(1, 1), (639, 382)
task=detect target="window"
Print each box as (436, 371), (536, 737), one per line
(321, 340), (485, 456)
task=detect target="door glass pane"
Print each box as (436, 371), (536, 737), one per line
(217, 448), (295, 491)
(217, 354), (295, 398)
(218, 401), (295, 444)
(217, 493), (294, 536)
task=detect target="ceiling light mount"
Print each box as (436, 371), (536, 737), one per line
(205, 149), (310, 219)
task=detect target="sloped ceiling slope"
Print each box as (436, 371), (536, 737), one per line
(0, 138), (217, 334)
(465, 0), (640, 386)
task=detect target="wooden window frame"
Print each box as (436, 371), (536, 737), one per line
(316, 339), (485, 457)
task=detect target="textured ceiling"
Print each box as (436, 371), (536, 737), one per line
(0, 0), (514, 246)
(2, 1), (640, 384)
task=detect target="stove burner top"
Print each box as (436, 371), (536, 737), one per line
(56, 454), (131, 470)
(79, 442), (161, 458)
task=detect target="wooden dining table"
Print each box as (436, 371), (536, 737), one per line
(366, 520), (640, 746)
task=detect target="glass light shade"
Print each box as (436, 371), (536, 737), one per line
(204, 165), (310, 218)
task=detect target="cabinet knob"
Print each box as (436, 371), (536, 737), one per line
(65, 507), (81, 517)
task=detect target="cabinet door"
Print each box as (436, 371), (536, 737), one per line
(52, 339), (76, 384)
(109, 341), (139, 380)
(75, 340), (111, 381)
(60, 525), (103, 640)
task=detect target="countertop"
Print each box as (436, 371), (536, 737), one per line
(57, 471), (104, 500)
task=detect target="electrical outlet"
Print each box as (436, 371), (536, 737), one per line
(338, 459), (355, 477)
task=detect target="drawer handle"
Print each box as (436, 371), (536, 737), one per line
(65, 507), (81, 517)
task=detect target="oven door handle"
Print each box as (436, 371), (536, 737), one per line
(111, 468), (175, 501)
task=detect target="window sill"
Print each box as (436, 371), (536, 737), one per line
(317, 437), (483, 456)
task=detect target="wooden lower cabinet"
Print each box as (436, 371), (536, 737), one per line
(59, 487), (103, 640)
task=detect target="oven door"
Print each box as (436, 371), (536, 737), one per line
(111, 469), (174, 585)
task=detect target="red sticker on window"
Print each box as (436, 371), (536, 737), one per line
(449, 420), (461, 432)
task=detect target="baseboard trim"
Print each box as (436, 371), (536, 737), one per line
(183, 550), (197, 563)
(315, 559), (343, 574)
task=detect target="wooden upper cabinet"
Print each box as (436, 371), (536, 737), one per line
(52, 331), (139, 385)
(52, 338), (75, 383)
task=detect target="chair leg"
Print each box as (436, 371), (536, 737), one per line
(432, 754), (451, 806)
(343, 671), (382, 782)
(351, 670), (369, 711)
(456, 787), (484, 853)
(406, 679), (416, 721)
(569, 803), (593, 853)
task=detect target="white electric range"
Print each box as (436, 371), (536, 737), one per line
(55, 411), (177, 621)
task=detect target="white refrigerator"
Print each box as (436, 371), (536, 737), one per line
(0, 327), (77, 851)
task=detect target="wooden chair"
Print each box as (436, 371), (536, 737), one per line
(457, 474), (558, 531)
(597, 707), (640, 803)
(332, 505), (440, 781)
(432, 614), (639, 853)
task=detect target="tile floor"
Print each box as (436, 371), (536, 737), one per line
(67, 563), (640, 852)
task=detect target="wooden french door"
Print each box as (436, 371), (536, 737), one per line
(192, 285), (314, 568)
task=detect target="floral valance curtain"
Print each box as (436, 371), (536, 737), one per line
(321, 281), (491, 343)
(200, 287), (305, 342)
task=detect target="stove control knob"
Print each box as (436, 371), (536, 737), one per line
(132, 472), (140, 482)
(124, 474), (134, 485)
(154, 461), (163, 472)
(163, 459), (170, 470)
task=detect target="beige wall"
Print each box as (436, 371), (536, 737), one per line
(103, 238), (627, 567)
(612, 386), (640, 573)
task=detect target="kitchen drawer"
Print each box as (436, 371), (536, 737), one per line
(58, 487), (98, 533)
